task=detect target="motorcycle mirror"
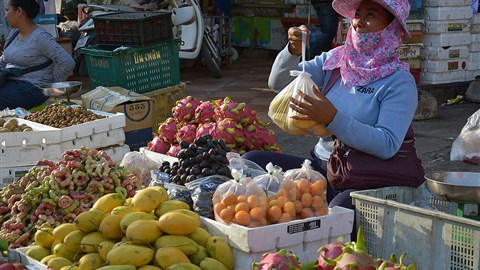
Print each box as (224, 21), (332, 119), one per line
(171, 6), (196, 26)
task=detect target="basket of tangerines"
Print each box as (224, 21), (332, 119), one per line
(212, 159), (328, 228)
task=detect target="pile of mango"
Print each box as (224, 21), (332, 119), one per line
(24, 187), (235, 270)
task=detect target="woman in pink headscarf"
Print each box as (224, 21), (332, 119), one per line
(243, 0), (424, 238)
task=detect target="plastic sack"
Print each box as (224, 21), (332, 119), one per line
(227, 152), (266, 178)
(450, 109), (480, 164)
(268, 32), (330, 137)
(120, 151), (162, 187)
(212, 157), (268, 227)
(284, 159), (328, 218)
(185, 175), (230, 219)
(253, 163), (297, 224)
(164, 182), (193, 208)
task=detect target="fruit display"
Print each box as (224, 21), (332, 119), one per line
(24, 186), (235, 270)
(0, 118), (33, 132)
(252, 228), (416, 270)
(25, 104), (105, 128)
(0, 147), (141, 248)
(157, 134), (232, 185)
(148, 96), (281, 156)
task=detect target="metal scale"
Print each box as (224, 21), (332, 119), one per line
(38, 81), (83, 105)
(426, 171), (480, 220)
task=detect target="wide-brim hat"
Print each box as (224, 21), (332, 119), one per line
(332, 0), (411, 37)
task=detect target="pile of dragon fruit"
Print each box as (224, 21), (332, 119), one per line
(252, 228), (416, 270)
(148, 96), (281, 156)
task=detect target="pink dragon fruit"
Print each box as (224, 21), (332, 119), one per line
(213, 97), (245, 122)
(317, 238), (346, 270)
(243, 124), (262, 151)
(176, 123), (198, 144)
(172, 96), (202, 123)
(147, 136), (171, 154)
(238, 102), (258, 126)
(375, 254), (416, 270)
(252, 249), (301, 270)
(216, 118), (245, 150)
(253, 124), (281, 152)
(196, 122), (217, 138)
(157, 117), (178, 143)
(166, 144), (181, 157)
(194, 100), (217, 124)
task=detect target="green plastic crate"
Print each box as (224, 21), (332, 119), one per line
(81, 40), (180, 94)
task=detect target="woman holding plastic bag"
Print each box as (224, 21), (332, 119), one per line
(243, 0), (425, 238)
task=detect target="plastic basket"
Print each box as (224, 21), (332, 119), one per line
(144, 82), (186, 132)
(81, 40), (180, 94)
(351, 184), (480, 270)
(92, 11), (173, 47)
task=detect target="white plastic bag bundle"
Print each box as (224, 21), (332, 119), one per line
(450, 109), (480, 163)
(268, 32), (330, 137)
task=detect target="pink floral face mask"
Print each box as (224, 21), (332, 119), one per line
(323, 19), (409, 87)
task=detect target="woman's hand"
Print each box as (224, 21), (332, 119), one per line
(289, 85), (337, 125)
(287, 25), (310, 56)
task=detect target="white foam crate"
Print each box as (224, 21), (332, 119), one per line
(60, 128), (125, 152)
(473, 13), (480, 24)
(351, 184), (480, 270)
(473, 24), (480, 33)
(0, 143), (62, 167)
(0, 165), (33, 189)
(0, 118), (61, 147)
(424, 6), (473, 21)
(468, 52), (480, 70)
(466, 70), (480, 80)
(60, 110), (125, 141)
(397, 43), (423, 59)
(403, 58), (422, 69)
(201, 206), (354, 270)
(421, 45), (469, 60)
(422, 32), (472, 47)
(421, 59), (468, 72)
(3, 248), (47, 269)
(102, 144), (131, 163)
(425, 20), (470, 33)
(421, 70), (466, 84)
(469, 42), (480, 52)
(406, 19), (425, 32)
(141, 147), (179, 164)
(423, 0), (470, 6)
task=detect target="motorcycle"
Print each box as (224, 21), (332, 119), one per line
(74, 0), (223, 78)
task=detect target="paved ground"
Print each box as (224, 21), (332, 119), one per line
(73, 49), (480, 175)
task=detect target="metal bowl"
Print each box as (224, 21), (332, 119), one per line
(425, 171), (480, 204)
(39, 81), (82, 97)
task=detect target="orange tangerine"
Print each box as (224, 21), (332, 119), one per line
(296, 178), (311, 193)
(310, 180), (327, 195)
(220, 207), (234, 221)
(247, 220), (261, 228)
(276, 196), (287, 209)
(283, 201), (296, 216)
(259, 218), (268, 226)
(250, 207), (264, 221)
(312, 195), (326, 209)
(301, 192), (313, 207)
(267, 205), (282, 223)
(247, 195), (261, 208)
(227, 204), (236, 214)
(235, 202), (250, 213)
(294, 200), (303, 213)
(237, 194), (248, 203)
(268, 199), (278, 207)
(214, 202), (226, 215)
(295, 187), (302, 200)
(277, 189), (287, 197)
(277, 212), (293, 223)
(222, 193), (238, 206)
(235, 210), (251, 226)
(315, 207), (329, 216)
(300, 207), (314, 219)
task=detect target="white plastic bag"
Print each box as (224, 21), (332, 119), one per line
(450, 109), (480, 163)
(268, 32), (330, 137)
(120, 151), (162, 187)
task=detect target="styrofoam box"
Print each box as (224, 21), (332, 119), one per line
(60, 110), (126, 141)
(141, 147), (179, 164)
(351, 184), (480, 270)
(472, 33), (480, 43)
(468, 42), (480, 52)
(406, 19), (425, 32)
(0, 143), (62, 167)
(466, 70), (480, 81)
(424, 6), (473, 21)
(0, 165), (32, 189)
(425, 20), (470, 33)
(201, 207), (354, 270)
(403, 58), (422, 69)
(468, 52), (480, 71)
(420, 70), (467, 84)
(397, 43), (423, 59)
(423, 0), (470, 6)
(60, 127), (125, 152)
(421, 45), (469, 60)
(421, 59), (468, 72)
(473, 24), (480, 33)
(422, 32), (471, 47)
(0, 118), (61, 147)
(5, 247), (47, 270)
(102, 144), (131, 163)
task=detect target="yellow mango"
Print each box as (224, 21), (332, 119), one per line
(119, 211), (157, 233)
(98, 240), (116, 261)
(155, 247), (191, 269)
(98, 214), (125, 240)
(206, 236), (234, 270)
(53, 243), (82, 262)
(97, 265), (136, 270)
(78, 253), (104, 270)
(106, 244), (155, 267)
(73, 209), (105, 233)
(187, 227), (212, 247)
(80, 232), (108, 253)
(138, 266), (163, 270)
(188, 245), (208, 266)
(132, 188), (166, 212)
(34, 227), (55, 249)
(25, 246), (52, 261)
(158, 211), (200, 235)
(166, 263), (201, 270)
(126, 219), (162, 244)
(63, 230), (87, 253)
(110, 206), (134, 217)
(40, 254), (57, 265)
(92, 192), (126, 213)
(154, 235), (199, 256)
(154, 200), (190, 217)
(52, 223), (78, 242)
(47, 257), (73, 270)
(170, 209), (200, 221)
(200, 257), (229, 270)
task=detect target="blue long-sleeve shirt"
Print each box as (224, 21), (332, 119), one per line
(269, 45), (418, 161)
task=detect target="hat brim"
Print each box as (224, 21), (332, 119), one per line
(332, 0), (411, 37)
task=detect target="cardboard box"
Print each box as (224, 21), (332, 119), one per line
(81, 86), (153, 151)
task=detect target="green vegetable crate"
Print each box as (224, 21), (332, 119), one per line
(351, 184), (480, 270)
(81, 39), (180, 94)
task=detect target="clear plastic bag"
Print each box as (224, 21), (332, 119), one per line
(120, 151), (162, 187)
(212, 158), (268, 227)
(228, 152), (267, 178)
(450, 109), (480, 163)
(253, 163), (297, 224)
(284, 159), (328, 218)
(185, 175), (230, 219)
(268, 33), (330, 137)
(164, 182), (193, 208)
